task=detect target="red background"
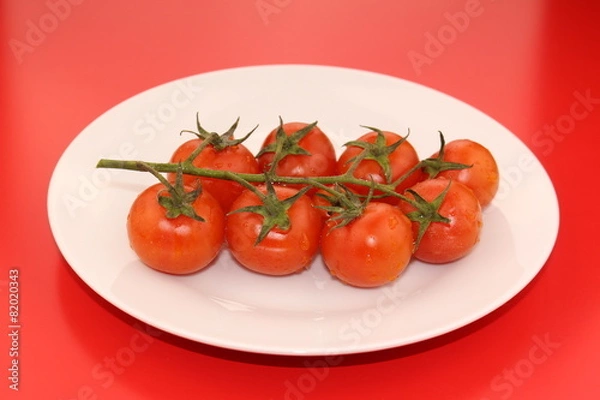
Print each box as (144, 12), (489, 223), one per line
(2, 0), (600, 399)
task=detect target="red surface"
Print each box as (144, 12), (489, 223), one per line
(2, 0), (600, 399)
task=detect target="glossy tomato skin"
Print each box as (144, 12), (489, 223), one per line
(168, 139), (260, 212)
(320, 202), (414, 288)
(398, 179), (482, 264)
(336, 130), (424, 203)
(256, 122), (337, 188)
(127, 183), (225, 274)
(226, 185), (322, 276)
(432, 139), (499, 207)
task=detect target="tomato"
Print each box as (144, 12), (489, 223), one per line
(226, 185), (322, 276)
(169, 138), (259, 212)
(336, 130), (423, 203)
(256, 122), (337, 190)
(320, 202), (414, 288)
(398, 179), (482, 264)
(429, 139), (499, 207)
(127, 183), (225, 274)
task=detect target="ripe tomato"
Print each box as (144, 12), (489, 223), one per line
(226, 185), (322, 276)
(336, 130), (423, 203)
(169, 139), (259, 212)
(398, 179), (482, 264)
(256, 122), (337, 189)
(430, 139), (499, 207)
(127, 183), (225, 274)
(320, 202), (414, 288)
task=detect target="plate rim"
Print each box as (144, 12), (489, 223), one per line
(47, 63), (560, 356)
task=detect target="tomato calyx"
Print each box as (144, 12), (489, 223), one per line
(401, 181), (452, 249)
(421, 132), (472, 179)
(181, 113), (258, 153)
(255, 117), (319, 174)
(342, 126), (409, 183)
(319, 184), (375, 229)
(228, 179), (312, 245)
(137, 162), (205, 222)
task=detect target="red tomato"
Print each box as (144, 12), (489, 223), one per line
(169, 139), (259, 212)
(127, 183), (225, 274)
(398, 179), (482, 264)
(320, 202), (414, 288)
(430, 139), (499, 207)
(226, 185), (322, 276)
(336, 130), (423, 203)
(256, 122), (337, 190)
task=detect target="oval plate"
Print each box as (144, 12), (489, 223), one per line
(47, 65), (559, 356)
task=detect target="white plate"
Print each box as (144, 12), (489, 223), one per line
(47, 65), (559, 356)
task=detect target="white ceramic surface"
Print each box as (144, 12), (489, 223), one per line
(47, 65), (559, 355)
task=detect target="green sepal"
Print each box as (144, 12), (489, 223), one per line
(255, 117), (318, 171)
(228, 179), (312, 245)
(138, 162), (205, 222)
(343, 126), (409, 183)
(421, 131), (472, 178)
(403, 181), (452, 250)
(323, 183), (376, 231)
(181, 113), (258, 154)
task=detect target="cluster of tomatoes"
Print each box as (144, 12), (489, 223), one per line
(125, 118), (499, 288)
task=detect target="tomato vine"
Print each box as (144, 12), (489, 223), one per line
(96, 116), (471, 248)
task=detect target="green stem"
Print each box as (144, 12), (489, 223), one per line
(96, 158), (410, 201)
(390, 160), (423, 187)
(185, 133), (217, 163)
